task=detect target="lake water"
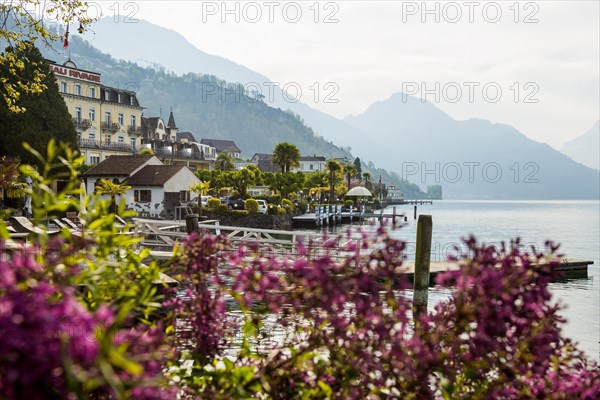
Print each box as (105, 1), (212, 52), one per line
(322, 200), (600, 361)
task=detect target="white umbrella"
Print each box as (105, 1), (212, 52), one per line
(346, 186), (373, 197)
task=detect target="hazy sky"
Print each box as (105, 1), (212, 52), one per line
(90, 1), (598, 148)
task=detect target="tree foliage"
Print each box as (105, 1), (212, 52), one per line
(214, 151), (235, 171)
(326, 159), (343, 202)
(0, 0), (94, 113)
(0, 44), (77, 166)
(272, 142), (300, 173)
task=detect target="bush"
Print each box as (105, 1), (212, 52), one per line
(216, 204), (229, 214)
(244, 198), (259, 214)
(281, 198), (294, 214)
(277, 207), (287, 215)
(207, 197), (221, 210)
(344, 199), (355, 208)
(266, 203), (278, 215)
(297, 201), (308, 214)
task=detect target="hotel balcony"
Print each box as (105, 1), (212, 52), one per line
(151, 147), (215, 161)
(79, 139), (136, 153)
(127, 125), (143, 136)
(73, 118), (92, 129)
(101, 121), (121, 132)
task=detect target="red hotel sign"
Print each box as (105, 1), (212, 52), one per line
(50, 65), (101, 83)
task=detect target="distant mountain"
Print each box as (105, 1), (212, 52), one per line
(561, 121), (599, 170)
(344, 93), (599, 199)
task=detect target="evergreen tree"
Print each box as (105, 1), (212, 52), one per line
(353, 157), (362, 177)
(0, 44), (77, 167)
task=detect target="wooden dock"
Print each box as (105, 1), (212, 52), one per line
(133, 218), (593, 282)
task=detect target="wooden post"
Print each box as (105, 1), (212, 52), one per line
(185, 213), (199, 234)
(413, 205), (417, 219)
(413, 214), (432, 318)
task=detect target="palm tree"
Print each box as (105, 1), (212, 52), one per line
(189, 181), (211, 215)
(326, 160), (343, 203)
(344, 164), (358, 190)
(215, 152), (235, 171)
(272, 142), (301, 173)
(362, 172), (372, 190)
(95, 179), (131, 214)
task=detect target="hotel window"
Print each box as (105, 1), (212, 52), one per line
(131, 138), (136, 149)
(130, 96), (135, 105)
(118, 93), (122, 103)
(74, 106), (82, 122)
(60, 81), (67, 93)
(104, 111), (111, 124)
(130, 115), (137, 128)
(74, 84), (82, 96)
(118, 113), (124, 125)
(134, 190), (152, 203)
(89, 87), (96, 98)
(90, 154), (100, 165)
(88, 132), (95, 141)
(104, 91), (110, 101)
(89, 108), (95, 122)
(118, 135), (124, 143)
(104, 134), (111, 144)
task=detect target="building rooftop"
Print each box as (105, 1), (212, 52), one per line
(200, 139), (241, 153)
(126, 165), (186, 186)
(82, 154), (156, 177)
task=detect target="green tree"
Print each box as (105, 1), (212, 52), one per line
(1, 1), (94, 113)
(363, 171), (372, 190)
(353, 157), (362, 178)
(94, 179), (131, 214)
(272, 142), (300, 173)
(215, 151), (235, 171)
(344, 163), (358, 190)
(0, 44), (77, 167)
(229, 167), (256, 198)
(268, 172), (304, 199)
(326, 160), (343, 203)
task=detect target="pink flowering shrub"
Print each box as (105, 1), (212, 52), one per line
(0, 242), (175, 399)
(167, 228), (600, 399)
(1, 142), (598, 398)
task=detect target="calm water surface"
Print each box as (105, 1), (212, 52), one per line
(322, 200), (600, 361)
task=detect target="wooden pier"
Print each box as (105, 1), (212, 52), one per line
(132, 218), (594, 282)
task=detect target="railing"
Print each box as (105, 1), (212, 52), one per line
(152, 148), (216, 161)
(79, 139), (136, 152)
(127, 125), (142, 135)
(101, 122), (121, 132)
(73, 118), (92, 129)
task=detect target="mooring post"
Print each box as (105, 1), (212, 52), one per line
(413, 214), (432, 318)
(413, 205), (417, 219)
(185, 213), (199, 234)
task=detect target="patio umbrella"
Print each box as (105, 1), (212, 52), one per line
(346, 186), (373, 197)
